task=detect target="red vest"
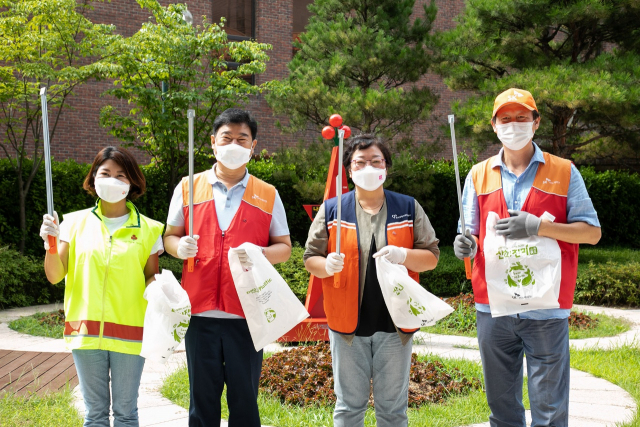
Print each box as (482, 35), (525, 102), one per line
(471, 152), (579, 309)
(322, 190), (420, 335)
(181, 171), (276, 316)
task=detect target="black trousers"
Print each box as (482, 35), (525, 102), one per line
(185, 316), (263, 427)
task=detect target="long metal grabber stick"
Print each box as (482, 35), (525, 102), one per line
(187, 109), (195, 272)
(40, 87), (57, 254)
(449, 115), (472, 279)
(334, 128), (345, 288)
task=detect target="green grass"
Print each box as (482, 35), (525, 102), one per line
(571, 345), (640, 427)
(161, 353), (493, 426)
(8, 312), (64, 339)
(0, 389), (83, 427)
(422, 308), (631, 340)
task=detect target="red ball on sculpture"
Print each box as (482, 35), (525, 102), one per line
(322, 126), (335, 140)
(329, 114), (343, 128)
(341, 125), (351, 139)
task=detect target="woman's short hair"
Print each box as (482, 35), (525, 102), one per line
(342, 134), (393, 170)
(83, 146), (146, 200)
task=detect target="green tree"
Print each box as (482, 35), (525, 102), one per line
(0, 0), (116, 253)
(266, 0), (439, 139)
(436, 0), (640, 164)
(100, 0), (271, 198)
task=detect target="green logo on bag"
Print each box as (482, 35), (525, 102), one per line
(393, 283), (404, 296)
(505, 262), (535, 288)
(407, 297), (425, 316)
(264, 309), (276, 323)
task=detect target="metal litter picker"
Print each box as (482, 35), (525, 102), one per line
(334, 128), (345, 288)
(187, 109), (195, 272)
(40, 87), (56, 254)
(448, 114), (472, 279)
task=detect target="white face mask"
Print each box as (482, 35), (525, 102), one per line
(95, 177), (130, 203)
(495, 121), (535, 151)
(351, 166), (386, 191)
(215, 143), (252, 170)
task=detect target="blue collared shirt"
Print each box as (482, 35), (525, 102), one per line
(459, 142), (600, 319)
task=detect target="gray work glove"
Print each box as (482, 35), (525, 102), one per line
(453, 229), (477, 260)
(495, 210), (541, 239)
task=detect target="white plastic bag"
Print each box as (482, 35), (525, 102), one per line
(376, 256), (454, 329)
(140, 269), (191, 364)
(228, 243), (309, 351)
(483, 211), (562, 317)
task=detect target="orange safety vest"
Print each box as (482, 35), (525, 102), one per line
(322, 190), (420, 335)
(471, 152), (579, 308)
(180, 171), (276, 316)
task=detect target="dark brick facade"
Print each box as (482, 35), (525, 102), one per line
(6, 0), (484, 164)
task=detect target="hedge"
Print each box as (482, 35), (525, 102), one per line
(3, 151), (638, 257)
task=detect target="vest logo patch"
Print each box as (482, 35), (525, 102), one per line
(252, 194), (267, 203)
(505, 261), (536, 288)
(542, 178), (560, 185)
(264, 308), (276, 323)
(392, 214), (411, 219)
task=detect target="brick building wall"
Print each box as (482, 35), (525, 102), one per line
(5, 0), (483, 164)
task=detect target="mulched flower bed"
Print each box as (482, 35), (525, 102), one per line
(260, 342), (482, 408)
(36, 309), (65, 327)
(568, 310), (598, 330)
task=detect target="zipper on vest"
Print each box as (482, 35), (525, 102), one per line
(99, 235), (114, 349)
(217, 231), (225, 310)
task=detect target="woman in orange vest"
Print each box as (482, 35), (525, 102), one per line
(304, 134), (440, 427)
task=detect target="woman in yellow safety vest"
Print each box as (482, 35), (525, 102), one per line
(41, 146), (165, 427)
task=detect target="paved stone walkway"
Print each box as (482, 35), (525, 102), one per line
(1, 303), (638, 426)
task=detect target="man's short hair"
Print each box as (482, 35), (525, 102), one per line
(212, 108), (258, 140)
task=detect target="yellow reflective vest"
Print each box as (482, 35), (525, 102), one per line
(63, 200), (164, 355)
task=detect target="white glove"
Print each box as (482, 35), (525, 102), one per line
(40, 212), (60, 251)
(235, 248), (253, 271)
(373, 245), (407, 264)
(176, 235), (199, 260)
(325, 252), (345, 276)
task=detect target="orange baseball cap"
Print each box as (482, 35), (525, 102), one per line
(492, 88), (538, 119)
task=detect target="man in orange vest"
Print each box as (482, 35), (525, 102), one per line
(454, 89), (601, 427)
(164, 108), (292, 427)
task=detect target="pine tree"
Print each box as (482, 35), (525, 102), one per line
(436, 0), (640, 165)
(267, 0), (439, 139)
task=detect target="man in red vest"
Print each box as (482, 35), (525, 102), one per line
(164, 109), (292, 427)
(454, 89), (601, 427)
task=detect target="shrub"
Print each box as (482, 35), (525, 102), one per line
(574, 261), (640, 306)
(420, 247), (472, 297)
(259, 342), (482, 408)
(273, 246), (309, 304)
(0, 246), (63, 309)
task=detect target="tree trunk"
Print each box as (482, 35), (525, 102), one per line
(17, 172), (26, 254)
(551, 108), (574, 159)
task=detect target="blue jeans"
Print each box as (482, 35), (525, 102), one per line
(329, 330), (413, 427)
(477, 311), (570, 427)
(72, 349), (145, 427)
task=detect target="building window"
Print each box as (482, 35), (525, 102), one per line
(293, 0), (313, 55)
(212, 0), (255, 40)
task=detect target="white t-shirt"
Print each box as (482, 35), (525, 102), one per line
(59, 212), (164, 256)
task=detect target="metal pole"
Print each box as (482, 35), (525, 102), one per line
(187, 109), (195, 272)
(448, 114), (472, 279)
(40, 87), (56, 254)
(336, 129), (345, 255)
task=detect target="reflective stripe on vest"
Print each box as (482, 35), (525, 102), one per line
(471, 152), (579, 308)
(64, 200), (164, 355)
(181, 171), (276, 316)
(322, 190), (420, 335)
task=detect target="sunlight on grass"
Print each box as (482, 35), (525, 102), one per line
(0, 389), (82, 427)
